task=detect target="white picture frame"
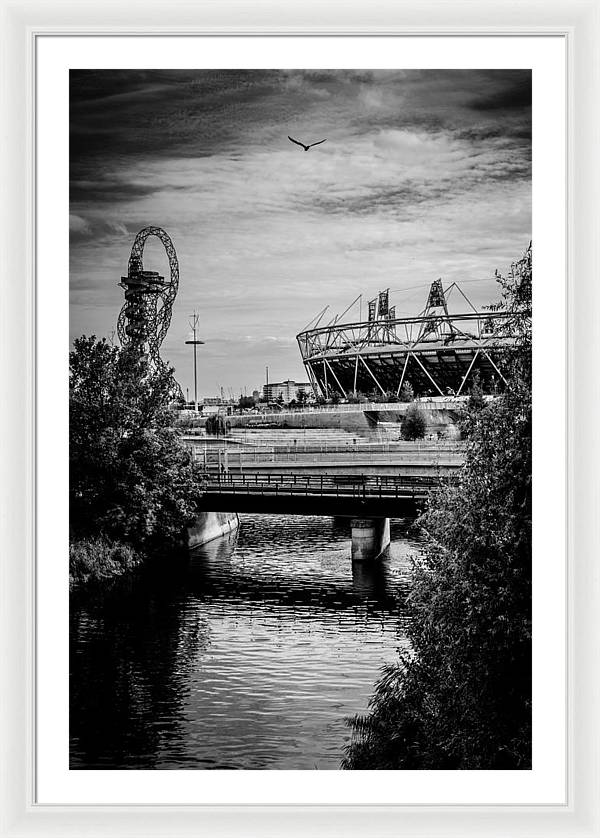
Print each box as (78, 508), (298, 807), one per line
(1, 0), (598, 835)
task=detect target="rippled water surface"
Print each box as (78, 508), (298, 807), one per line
(70, 515), (419, 769)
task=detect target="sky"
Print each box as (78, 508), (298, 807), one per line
(70, 69), (531, 399)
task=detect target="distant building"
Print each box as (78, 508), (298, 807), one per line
(199, 397), (225, 415)
(262, 379), (312, 404)
(252, 389), (261, 403)
(202, 404), (222, 415)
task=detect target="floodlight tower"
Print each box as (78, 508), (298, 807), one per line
(185, 311), (204, 412)
(416, 278), (456, 343)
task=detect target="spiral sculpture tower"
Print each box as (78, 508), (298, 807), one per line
(117, 226), (179, 370)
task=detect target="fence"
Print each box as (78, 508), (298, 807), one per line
(191, 446), (464, 470)
(228, 397), (469, 422)
(204, 471), (451, 499)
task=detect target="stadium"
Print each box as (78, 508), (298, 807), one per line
(296, 279), (520, 400)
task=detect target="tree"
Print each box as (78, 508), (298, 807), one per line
(205, 413), (228, 436)
(459, 371), (487, 439)
(467, 371), (486, 411)
(344, 245), (532, 770)
(400, 404), (427, 440)
(238, 395), (255, 410)
(398, 381), (414, 403)
(70, 337), (204, 554)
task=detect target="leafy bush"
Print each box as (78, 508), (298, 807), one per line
(70, 337), (205, 556)
(398, 382), (414, 403)
(238, 395), (255, 410)
(69, 537), (141, 590)
(458, 372), (487, 439)
(400, 404), (427, 440)
(205, 413), (229, 435)
(343, 245), (532, 770)
(467, 371), (486, 412)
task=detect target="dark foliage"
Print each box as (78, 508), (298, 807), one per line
(238, 395), (256, 410)
(70, 337), (204, 556)
(344, 245), (532, 770)
(399, 382), (414, 403)
(401, 404), (427, 440)
(205, 413), (229, 436)
(70, 537), (141, 590)
(467, 371), (486, 412)
(458, 371), (487, 439)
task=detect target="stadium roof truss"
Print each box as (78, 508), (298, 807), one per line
(296, 280), (523, 399)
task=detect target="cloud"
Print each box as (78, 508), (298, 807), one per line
(69, 214), (130, 242)
(70, 69), (531, 395)
(69, 214), (91, 236)
(469, 75), (532, 111)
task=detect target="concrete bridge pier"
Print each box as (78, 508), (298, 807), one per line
(188, 511), (239, 549)
(350, 517), (390, 562)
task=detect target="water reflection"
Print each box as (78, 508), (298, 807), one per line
(351, 559), (391, 599)
(70, 515), (419, 770)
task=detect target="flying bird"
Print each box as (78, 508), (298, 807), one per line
(288, 136), (327, 151)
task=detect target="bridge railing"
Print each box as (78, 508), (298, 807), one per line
(203, 471), (456, 499)
(220, 439), (465, 451)
(192, 445), (465, 469)
(184, 432), (465, 449)
(189, 440), (464, 456)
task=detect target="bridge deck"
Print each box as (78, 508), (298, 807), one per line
(198, 472), (454, 517)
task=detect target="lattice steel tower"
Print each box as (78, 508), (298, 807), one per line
(117, 226), (180, 369)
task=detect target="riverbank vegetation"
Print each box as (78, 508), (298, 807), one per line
(69, 537), (141, 590)
(344, 245), (532, 769)
(69, 337), (204, 589)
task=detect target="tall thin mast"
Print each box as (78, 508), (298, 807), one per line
(185, 311), (204, 411)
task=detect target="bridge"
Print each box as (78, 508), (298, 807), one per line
(187, 431), (465, 561)
(197, 472), (443, 517)
(194, 469), (459, 561)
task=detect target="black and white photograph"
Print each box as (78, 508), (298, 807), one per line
(68, 68), (532, 771)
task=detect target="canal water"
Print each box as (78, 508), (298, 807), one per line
(70, 514), (420, 770)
